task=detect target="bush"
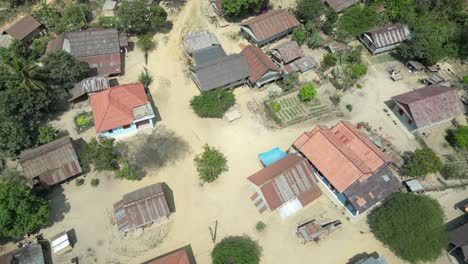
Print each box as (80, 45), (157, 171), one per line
(138, 67), (153, 89)
(221, 0), (262, 17)
(452, 125), (468, 149)
(292, 27), (307, 46)
(403, 148), (443, 178)
(115, 163), (139, 181)
(346, 104), (352, 112)
(441, 163), (467, 179)
(79, 137), (121, 172)
(322, 53), (338, 69)
(98, 16), (118, 28)
(90, 178), (100, 187)
(299, 83), (317, 101)
(117, 0), (167, 35)
(190, 90), (235, 118)
(37, 125), (57, 145)
(212, 235), (262, 264)
(255, 221), (266, 232)
(63, 4), (92, 30)
(193, 145), (228, 183)
(350, 63), (368, 79)
(76, 178), (85, 186)
(270, 101), (281, 112)
(369, 193), (448, 263)
(329, 93), (342, 106)
(282, 73), (299, 91)
(464, 75), (468, 83)
(337, 6), (379, 40)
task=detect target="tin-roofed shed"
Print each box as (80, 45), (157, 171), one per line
(360, 24), (410, 55)
(19, 137), (82, 186)
(2, 15), (42, 43)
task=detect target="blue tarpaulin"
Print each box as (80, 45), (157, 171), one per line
(258, 148), (287, 167)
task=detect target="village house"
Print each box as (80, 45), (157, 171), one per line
(360, 24), (410, 55)
(141, 245), (196, 264)
(324, 0), (360, 12)
(190, 54), (250, 92)
(19, 137), (83, 186)
(182, 31), (226, 65)
(114, 183), (171, 232)
(0, 243), (46, 264)
(240, 9), (300, 46)
(241, 45), (282, 87)
(46, 28), (128, 76)
(90, 83), (155, 138)
(292, 121), (401, 215)
(269, 41), (316, 74)
(448, 223), (468, 262)
(390, 84), (465, 132)
(247, 154), (322, 219)
(1, 15), (43, 47)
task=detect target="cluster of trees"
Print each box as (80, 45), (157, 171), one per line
(33, 2), (92, 34)
(194, 145), (228, 183)
(116, 0), (167, 35)
(403, 148), (443, 178)
(190, 89), (236, 118)
(212, 235), (262, 264)
(221, 0), (263, 17)
(328, 47), (368, 89)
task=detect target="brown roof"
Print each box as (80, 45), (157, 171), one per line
(391, 85), (465, 129)
(4, 15), (41, 40)
(142, 247), (192, 264)
(365, 24), (409, 48)
(248, 154), (322, 211)
(324, 0), (359, 12)
(271, 41), (303, 64)
(19, 137), (82, 186)
(293, 121), (392, 193)
(241, 10), (300, 42)
(241, 45), (280, 83)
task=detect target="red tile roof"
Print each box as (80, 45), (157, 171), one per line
(142, 247), (191, 264)
(241, 10), (300, 42)
(4, 15), (41, 40)
(293, 121), (392, 193)
(90, 83), (148, 132)
(391, 85), (465, 129)
(248, 154), (322, 211)
(241, 45), (280, 83)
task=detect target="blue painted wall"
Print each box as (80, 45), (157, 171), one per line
(101, 118), (154, 138)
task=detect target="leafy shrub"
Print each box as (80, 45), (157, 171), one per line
(115, 163), (139, 181)
(221, 0), (262, 17)
(76, 178), (85, 186)
(464, 75), (468, 84)
(451, 125), (468, 149)
(337, 6), (379, 40)
(369, 193), (448, 263)
(79, 137), (121, 172)
(299, 83), (317, 101)
(190, 90), (235, 118)
(329, 93), (342, 106)
(98, 16), (117, 28)
(282, 73), (299, 91)
(75, 116), (89, 127)
(116, 0), (167, 35)
(351, 63), (368, 79)
(193, 145), (228, 183)
(212, 235), (262, 264)
(256, 221), (266, 232)
(270, 101), (281, 112)
(37, 125), (57, 145)
(441, 163), (467, 179)
(322, 54), (338, 69)
(138, 67), (153, 89)
(403, 148), (443, 178)
(346, 104), (352, 112)
(292, 27), (307, 46)
(90, 178), (100, 187)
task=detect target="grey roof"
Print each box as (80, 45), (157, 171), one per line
(10, 243), (45, 264)
(192, 45), (226, 65)
(190, 54), (250, 91)
(64, 29), (120, 57)
(405, 179), (423, 192)
(294, 56), (316, 72)
(183, 31), (221, 53)
(356, 256), (388, 264)
(365, 24), (410, 49)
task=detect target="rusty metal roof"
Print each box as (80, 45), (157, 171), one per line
(19, 137), (82, 186)
(241, 10), (300, 42)
(4, 15), (41, 40)
(391, 85), (465, 129)
(114, 183), (170, 232)
(241, 45), (280, 83)
(271, 41), (303, 64)
(324, 0), (359, 12)
(365, 24), (410, 49)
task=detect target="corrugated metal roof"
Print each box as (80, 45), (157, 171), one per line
(190, 54), (250, 91)
(324, 0), (359, 12)
(241, 45), (280, 83)
(81, 76), (110, 93)
(271, 41), (303, 64)
(391, 85), (465, 129)
(192, 45), (226, 65)
(4, 15), (41, 40)
(241, 10), (300, 42)
(65, 29), (120, 57)
(366, 24), (410, 49)
(79, 53), (122, 76)
(19, 137), (82, 186)
(114, 183), (170, 232)
(293, 56), (316, 73)
(183, 31), (221, 53)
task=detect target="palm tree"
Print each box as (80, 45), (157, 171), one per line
(138, 67), (153, 90)
(137, 34), (156, 65)
(1, 58), (47, 92)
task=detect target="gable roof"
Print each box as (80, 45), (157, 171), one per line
(271, 41), (303, 64)
(293, 121), (392, 193)
(248, 154), (322, 210)
(192, 45), (226, 65)
(324, 0), (360, 12)
(142, 247), (192, 264)
(19, 137), (82, 186)
(364, 24), (410, 49)
(0, 243), (45, 264)
(90, 83), (149, 132)
(241, 10), (300, 42)
(391, 85), (464, 129)
(4, 15), (41, 40)
(114, 183), (170, 232)
(241, 45), (280, 83)
(190, 54), (249, 91)
(183, 31), (221, 53)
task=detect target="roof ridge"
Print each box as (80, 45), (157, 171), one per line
(242, 9), (286, 25)
(257, 156), (305, 187)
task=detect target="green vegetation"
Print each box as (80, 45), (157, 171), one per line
(346, 104), (352, 112)
(295, 0), (324, 23)
(330, 93), (342, 106)
(75, 113), (92, 127)
(79, 137), (122, 172)
(292, 27), (307, 46)
(369, 193), (448, 263)
(37, 125), (57, 145)
(322, 53), (338, 69)
(299, 83), (317, 102)
(75, 178), (85, 186)
(90, 178), (100, 187)
(115, 163), (139, 181)
(212, 235), (262, 264)
(270, 101), (281, 112)
(220, 0), (262, 17)
(33, 3), (91, 34)
(137, 34), (156, 65)
(116, 0), (167, 35)
(403, 148), (443, 178)
(322, 8), (338, 35)
(190, 90), (235, 118)
(0, 179), (49, 238)
(139, 67), (154, 89)
(464, 75), (468, 84)
(350, 63), (368, 79)
(282, 72), (299, 91)
(449, 125), (468, 149)
(442, 161), (467, 179)
(255, 221), (266, 232)
(193, 145), (228, 183)
(337, 5), (379, 41)
(293, 22), (324, 49)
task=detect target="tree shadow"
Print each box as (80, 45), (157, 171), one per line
(160, 0), (187, 12)
(445, 214), (468, 231)
(454, 198), (468, 212)
(160, 20), (173, 34)
(44, 186), (71, 228)
(162, 182), (175, 213)
(345, 251), (380, 264)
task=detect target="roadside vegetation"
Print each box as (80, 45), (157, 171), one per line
(194, 145), (228, 183)
(190, 89), (235, 118)
(212, 235), (262, 264)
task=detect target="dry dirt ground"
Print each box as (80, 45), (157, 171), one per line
(2, 0), (467, 263)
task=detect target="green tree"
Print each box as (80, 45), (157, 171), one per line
(221, 0), (262, 17)
(37, 125), (57, 145)
(322, 53), (338, 69)
(381, 0), (416, 24)
(295, 0), (325, 23)
(299, 83), (317, 101)
(79, 137), (122, 172)
(1, 58), (47, 92)
(452, 125), (468, 149)
(369, 193), (448, 263)
(193, 145), (228, 183)
(190, 89), (235, 118)
(117, 0), (168, 35)
(403, 148), (443, 178)
(322, 8), (338, 35)
(138, 67), (153, 89)
(212, 235), (262, 264)
(292, 27), (307, 46)
(137, 34), (156, 65)
(0, 180), (49, 238)
(63, 4), (92, 30)
(115, 162), (139, 181)
(337, 6), (379, 40)
(33, 2), (67, 34)
(350, 63), (367, 79)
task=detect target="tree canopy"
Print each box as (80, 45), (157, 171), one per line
(295, 0), (325, 23)
(0, 179), (49, 238)
(212, 235), (262, 264)
(190, 89), (235, 118)
(79, 137), (122, 172)
(449, 125), (468, 149)
(299, 83), (317, 101)
(116, 0), (167, 35)
(403, 148), (443, 178)
(369, 193), (448, 263)
(221, 0), (262, 17)
(337, 5), (380, 41)
(194, 145), (228, 183)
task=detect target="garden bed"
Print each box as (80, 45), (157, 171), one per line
(74, 111), (94, 133)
